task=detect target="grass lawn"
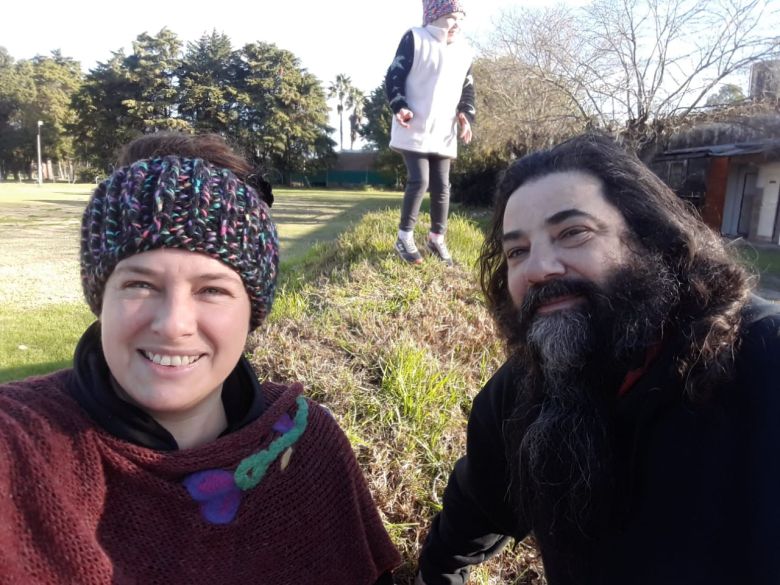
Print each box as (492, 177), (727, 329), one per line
(0, 183), (405, 382)
(741, 245), (780, 276)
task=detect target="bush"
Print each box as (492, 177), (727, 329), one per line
(451, 150), (508, 207)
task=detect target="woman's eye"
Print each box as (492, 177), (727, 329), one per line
(200, 287), (229, 296)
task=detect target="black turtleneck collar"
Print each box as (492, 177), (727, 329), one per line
(69, 321), (265, 450)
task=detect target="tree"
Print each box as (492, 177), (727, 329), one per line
(360, 83), (404, 185)
(70, 51), (141, 170)
(71, 29), (190, 170)
(178, 31), (240, 133)
(0, 48), (36, 178)
(347, 86), (365, 150)
(71, 32), (333, 179)
(31, 52), (83, 172)
(123, 28), (188, 133)
(488, 0), (780, 149)
(328, 73), (356, 150)
(705, 83), (746, 106)
(234, 42), (334, 183)
(0, 48), (82, 180)
(468, 54), (586, 158)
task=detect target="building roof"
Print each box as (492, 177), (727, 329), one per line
(656, 138), (780, 161)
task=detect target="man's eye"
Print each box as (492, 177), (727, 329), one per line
(124, 281), (152, 290)
(505, 247), (529, 260)
(559, 227), (590, 242)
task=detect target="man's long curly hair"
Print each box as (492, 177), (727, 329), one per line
(479, 133), (754, 401)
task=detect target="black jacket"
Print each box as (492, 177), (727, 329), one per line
(418, 297), (780, 584)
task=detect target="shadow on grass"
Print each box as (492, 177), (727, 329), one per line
(0, 360), (73, 385)
(31, 199), (90, 207)
(278, 193), (402, 261)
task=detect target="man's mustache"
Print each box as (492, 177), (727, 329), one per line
(518, 278), (603, 327)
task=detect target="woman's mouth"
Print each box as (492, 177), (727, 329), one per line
(140, 350), (204, 367)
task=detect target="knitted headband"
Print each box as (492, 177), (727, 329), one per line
(423, 0), (465, 25)
(80, 155), (279, 331)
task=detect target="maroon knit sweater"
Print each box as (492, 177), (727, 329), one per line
(0, 370), (400, 584)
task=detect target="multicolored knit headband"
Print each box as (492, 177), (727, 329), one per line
(422, 0), (465, 25)
(80, 155), (279, 330)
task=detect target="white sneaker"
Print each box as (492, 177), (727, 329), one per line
(395, 236), (423, 264)
(426, 237), (453, 266)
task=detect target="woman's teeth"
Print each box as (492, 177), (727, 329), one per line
(143, 351), (202, 367)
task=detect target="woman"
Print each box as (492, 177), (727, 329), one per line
(0, 133), (400, 584)
(386, 0), (475, 266)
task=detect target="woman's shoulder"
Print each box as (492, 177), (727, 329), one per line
(260, 380), (349, 439)
(0, 369), (84, 428)
(0, 370), (96, 480)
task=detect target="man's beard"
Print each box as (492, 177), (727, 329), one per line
(504, 253), (679, 540)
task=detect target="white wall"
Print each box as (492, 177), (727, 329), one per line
(756, 162), (780, 242)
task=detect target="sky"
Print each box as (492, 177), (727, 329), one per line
(1, 0), (534, 90)
(0, 0), (553, 146)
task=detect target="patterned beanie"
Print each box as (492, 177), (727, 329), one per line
(80, 155), (279, 331)
(423, 0), (465, 25)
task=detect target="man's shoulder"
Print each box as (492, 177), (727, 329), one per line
(742, 294), (780, 327)
(739, 295), (780, 353)
(731, 296), (780, 397)
(472, 360), (519, 419)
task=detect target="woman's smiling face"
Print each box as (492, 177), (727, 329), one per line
(100, 248), (251, 420)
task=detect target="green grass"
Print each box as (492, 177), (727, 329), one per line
(0, 303), (95, 383)
(744, 246), (780, 277)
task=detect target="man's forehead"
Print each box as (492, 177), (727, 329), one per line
(502, 171), (621, 235)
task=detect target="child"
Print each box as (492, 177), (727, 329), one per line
(386, 0), (475, 266)
(0, 132), (400, 584)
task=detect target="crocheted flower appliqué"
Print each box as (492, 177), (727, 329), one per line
(183, 396), (309, 524)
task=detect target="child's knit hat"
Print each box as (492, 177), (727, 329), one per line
(423, 0), (465, 25)
(80, 155), (279, 331)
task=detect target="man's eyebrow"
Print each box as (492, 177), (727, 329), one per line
(545, 208), (605, 228)
(502, 208), (608, 244)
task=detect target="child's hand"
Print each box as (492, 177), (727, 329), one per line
(458, 113), (472, 144)
(396, 108), (414, 128)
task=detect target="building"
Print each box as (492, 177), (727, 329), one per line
(651, 62), (780, 244)
(292, 151), (394, 188)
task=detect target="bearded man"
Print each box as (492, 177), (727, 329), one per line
(415, 134), (780, 585)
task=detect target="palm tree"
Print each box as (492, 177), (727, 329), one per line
(328, 73), (354, 150)
(347, 87), (366, 150)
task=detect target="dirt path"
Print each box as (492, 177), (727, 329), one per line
(0, 195), (86, 309)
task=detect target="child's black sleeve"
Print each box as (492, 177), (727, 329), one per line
(385, 30), (415, 114)
(457, 65), (476, 124)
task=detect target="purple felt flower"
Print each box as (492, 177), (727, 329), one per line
(272, 413), (294, 433)
(183, 469), (242, 525)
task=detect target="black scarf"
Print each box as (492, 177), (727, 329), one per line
(69, 321), (265, 450)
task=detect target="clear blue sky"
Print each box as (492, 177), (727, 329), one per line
(0, 0), (576, 147)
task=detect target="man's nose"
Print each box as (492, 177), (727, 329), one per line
(151, 291), (197, 339)
(523, 244), (565, 285)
